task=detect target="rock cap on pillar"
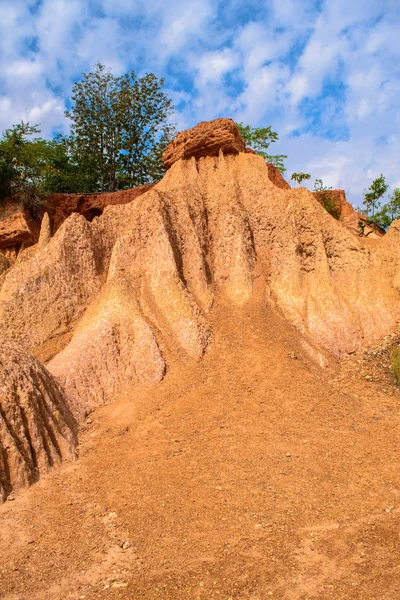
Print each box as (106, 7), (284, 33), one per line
(162, 118), (246, 169)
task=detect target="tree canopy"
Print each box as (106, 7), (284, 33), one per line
(291, 172), (311, 185)
(0, 122), (46, 203)
(360, 182), (400, 232)
(236, 123), (287, 173)
(0, 122), (91, 217)
(0, 63), (175, 214)
(362, 174), (389, 218)
(0, 119), (105, 209)
(66, 63), (175, 192)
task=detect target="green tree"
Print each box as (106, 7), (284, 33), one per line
(66, 63), (175, 192)
(366, 208), (392, 231)
(41, 134), (98, 194)
(0, 122), (38, 197)
(117, 73), (176, 188)
(291, 172), (311, 186)
(363, 187), (400, 233)
(385, 187), (400, 221)
(236, 122), (287, 173)
(363, 174), (388, 217)
(0, 122), (51, 217)
(313, 179), (331, 193)
(0, 123), (96, 216)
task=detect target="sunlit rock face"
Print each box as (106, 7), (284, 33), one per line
(1, 118), (400, 420)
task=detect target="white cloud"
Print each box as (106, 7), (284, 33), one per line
(195, 49), (238, 86)
(236, 63), (290, 124)
(158, 0), (213, 54)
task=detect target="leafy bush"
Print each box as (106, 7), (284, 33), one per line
(291, 172), (311, 185)
(0, 122), (49, 219)
(313, 179), (340, 220)
(0, 122), (98, 220)
(236, 122), (287, 173)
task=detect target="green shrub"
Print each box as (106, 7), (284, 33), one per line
(390, 347), (400, 383)
(319, 191), (341, 220)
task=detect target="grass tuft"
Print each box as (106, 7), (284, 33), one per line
(390, 347), (400, 383)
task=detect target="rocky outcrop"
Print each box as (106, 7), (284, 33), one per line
(38, 212), (52, 247)
(162, 118), (246, 169)
(46, 184), (154, 233)
(0, 339), (77, 501)
(15, 212), (54, 266)
(0, 186), (154, 258)
(48, 188), (210, 414)
(1, 120), (400, 423)
(266, 163), (291, 190)
(0, 210), (36, 249)
(0, 214), (105, 347)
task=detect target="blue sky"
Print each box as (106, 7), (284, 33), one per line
(1, 0), (399, 205)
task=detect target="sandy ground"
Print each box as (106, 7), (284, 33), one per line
(1, 297), (400, 599)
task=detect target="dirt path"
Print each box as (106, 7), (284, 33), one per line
(1, 299), (400, 599)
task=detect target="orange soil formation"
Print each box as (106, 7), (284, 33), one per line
(1, 119), (400, 599)
(313, 189), (385, 238)
(0, 185), (154, 261)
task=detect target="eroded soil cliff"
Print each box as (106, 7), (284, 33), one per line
(1, 119), (400, 599)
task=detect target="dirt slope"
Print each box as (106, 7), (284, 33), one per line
(1, 293), (400, 599)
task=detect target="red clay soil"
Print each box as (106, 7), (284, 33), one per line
(0, 205), (39, 250)
(312, 190), (385, 238)
(47, 185), (155, 232)
(0, 186), (155, 252)
(266, 163), (291, 190)
(1, 290), (400, 599)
